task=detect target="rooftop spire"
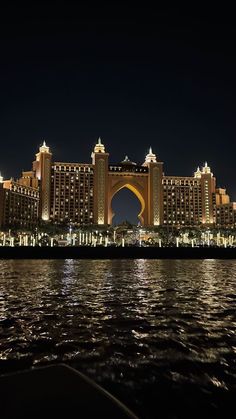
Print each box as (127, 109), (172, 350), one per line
(39, 140), (50, 153)
(93, 137), (105, 153)
(202, 161), (212, 176)
(194, 166), (201, 178)
(144, 146), (157, 165)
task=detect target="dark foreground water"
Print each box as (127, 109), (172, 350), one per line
(0, 259), (236, 418)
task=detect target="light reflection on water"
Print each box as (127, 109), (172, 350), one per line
(0, 259), (236, 418)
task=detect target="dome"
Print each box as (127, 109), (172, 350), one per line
(120, 155), (137, 166)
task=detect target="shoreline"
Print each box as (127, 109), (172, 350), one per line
(0, 246), (236, 259)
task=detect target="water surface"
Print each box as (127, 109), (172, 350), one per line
(0, 259), (236, 418)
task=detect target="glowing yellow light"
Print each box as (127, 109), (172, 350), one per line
(94, 137), (105, 153)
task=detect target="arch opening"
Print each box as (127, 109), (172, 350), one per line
(110, 184), (145, 226)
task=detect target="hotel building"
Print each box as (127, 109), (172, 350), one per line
(0, 177), (39, 229)
(0, 139), (235, 229)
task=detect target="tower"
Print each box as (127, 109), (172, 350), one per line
(33, 141), (52, 221)
(91, 138), (109, 225)
(143, 147), (163, 226)
(200, 162), (216, 225)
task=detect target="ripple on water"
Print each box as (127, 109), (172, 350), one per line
(0, 259), (236, 418)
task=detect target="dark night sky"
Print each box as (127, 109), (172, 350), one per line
(0, 3), (236, 223)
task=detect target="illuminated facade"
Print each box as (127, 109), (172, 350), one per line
(0, 179), (39, 229)
(33, 141), (52, 221)
(50, 163), (94, 225)
(162, 163), (217, 226)
(216, 203), (236, 228)
(0, 138), (235, 229)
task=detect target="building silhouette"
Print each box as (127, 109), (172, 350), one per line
(0, 138), (235, 229)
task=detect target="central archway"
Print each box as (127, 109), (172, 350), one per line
(111, 185), (144, 226)
(107, 176), (148, 226)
